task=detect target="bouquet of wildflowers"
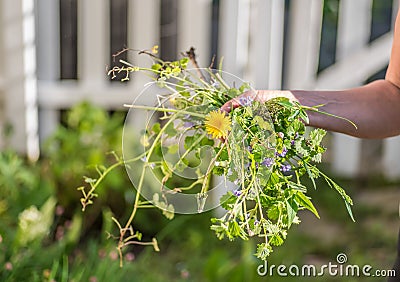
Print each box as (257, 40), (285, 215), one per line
(78, 47), (354, 265)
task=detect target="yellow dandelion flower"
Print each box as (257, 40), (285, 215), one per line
(204, 110), (232, 139)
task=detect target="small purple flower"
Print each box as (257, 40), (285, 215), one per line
(276, 147), (288, 158)
(261, 157), (274, 168)
(239, 96), (254, 106)
(280, 164), (291, 172)
(291, 140), (295, 146)
(247, 146), (253, 153)
(239, 97), (247, 106)
(294, 132), (299, 139)
(233, 190), (242, 197)
(277, 132), (284, 139)
(254, 220), (259, 226)
(141, 156), (147, 162)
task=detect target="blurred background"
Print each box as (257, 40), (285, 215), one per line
(0, 0), (400, 281)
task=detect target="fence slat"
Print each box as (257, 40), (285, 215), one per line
(78, 0), (109, 87)
(36, 0), (60, 80)
(127, 0), (160, 108)
(248, 0), (284, 90)
(36, 0), (60, 145)
(178, 0), (212, 68)
(39, 109), (60, 145)
(219, 0), (250, 77)
(1, 0), (39, 159)
(314, 34), (392, 89)
(285, 0), (323, 89)
(337, 0), (372, 60)
(128, 0), (160, 65)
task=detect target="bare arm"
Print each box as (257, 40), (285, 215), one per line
(285, 80), (400, 138)
(222, 8), (400, 139)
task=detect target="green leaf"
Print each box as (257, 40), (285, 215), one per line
(253, 115), (273, 131)
(226, 88), (240, 99)
(212, 166), (225, 176)
(294, 139), (309, 157)
(276, 98), (293, 109)
(184, 135), (194, 150)
(168, 144), (179, 154)
(220, 191), (236, 209)
(287, 119), (305, 136)
(201, 136), (214, 147)
(239, 82), (250, 93)
(151, 63), (162, 71)
(286, 196), (298, 228)
(152, 123), (161, 134)
(179, 57), (189, 68)
(287, 109), (300, 122)
(228, 221), (241, 238)
(228, 221), (247, 240)
(165, 123), (177, 137)
(304, 161), (316, 190)
(269, 234), (284, 246)
(255, 243), (273, 261)
(267, 205), (280, 221)
(311, 153), (322, 163)
(298, 109), (309, 124)
(344, 201), (356, 222)
(287, 182), (307, 193)
(309, 128), (326, 146)
(323, 175), (355, 222)
(295, 192), (320, 219)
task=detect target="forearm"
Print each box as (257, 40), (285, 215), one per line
(271, 80), (400, 138)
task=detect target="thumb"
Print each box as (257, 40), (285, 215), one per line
(221, 98), (240, 113)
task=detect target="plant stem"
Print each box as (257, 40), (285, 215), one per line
(119, 115), (179, 250)
(200, 143), (225, 194)
(81, 152), (147, 211)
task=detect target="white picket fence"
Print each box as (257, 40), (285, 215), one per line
(0, 0), (400, 179)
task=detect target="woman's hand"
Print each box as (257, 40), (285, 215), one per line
(221, 90), (298, 113)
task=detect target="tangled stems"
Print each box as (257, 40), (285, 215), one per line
(78, 151), (160, 267)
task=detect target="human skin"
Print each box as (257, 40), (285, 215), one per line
(221, 9), (400, 139)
